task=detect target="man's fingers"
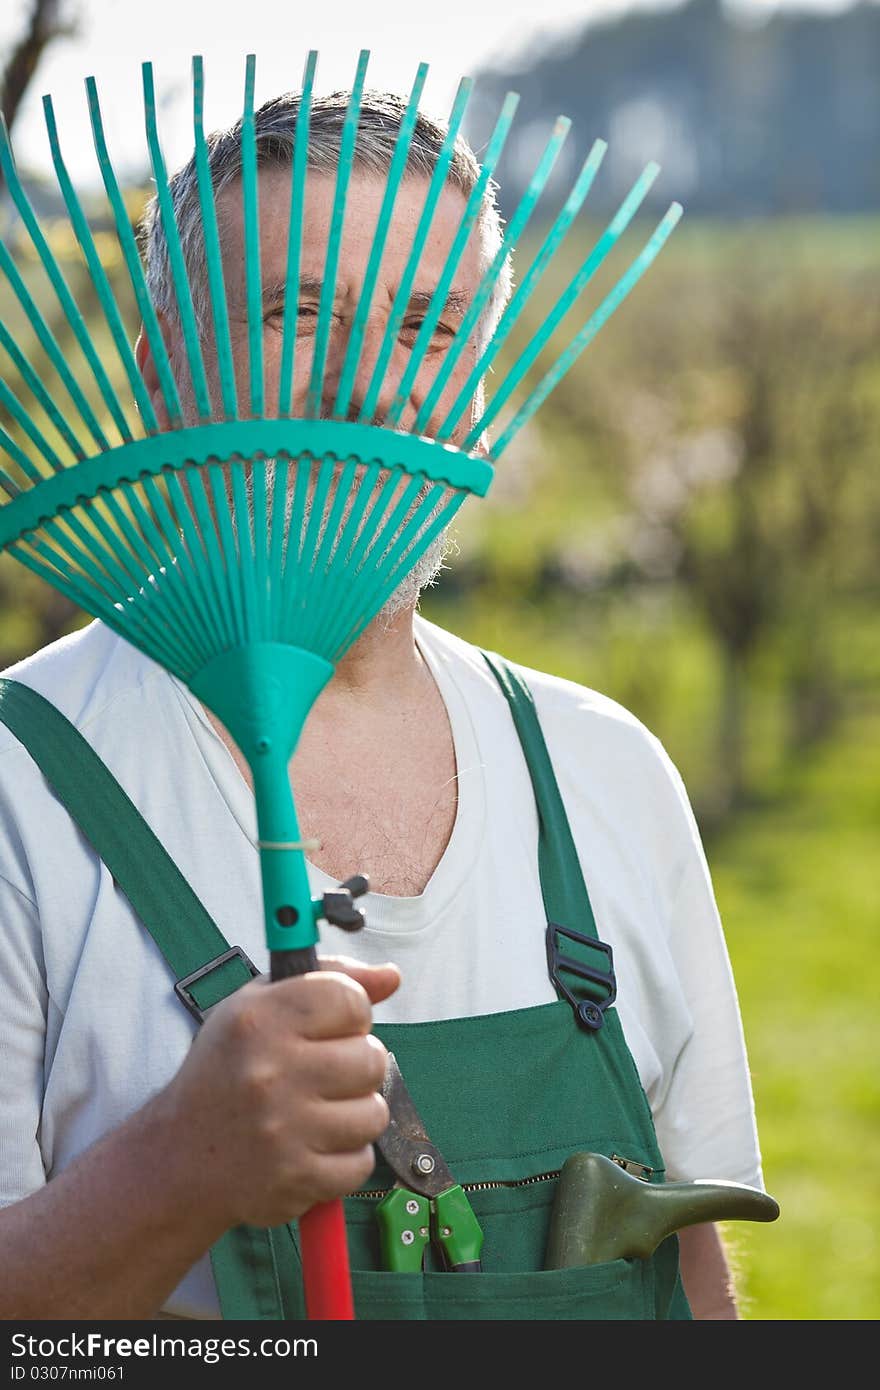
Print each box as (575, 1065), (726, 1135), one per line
(297, 1032), (388, 1100)
(301, 1147), (379, 1207)
(318, 955), (401, 1004)
(283, 969), (375, 1040)
(306, 1092), (390, 1156)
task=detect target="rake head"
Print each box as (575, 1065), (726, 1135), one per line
(0, 48), (681, 1319)
(0, 46), (681, 923)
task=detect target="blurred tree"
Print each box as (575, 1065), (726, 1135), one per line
(469, 0), (880, 219)
(1, 0), (79, 137)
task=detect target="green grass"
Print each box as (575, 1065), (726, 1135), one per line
(711, 701), (880, 1321)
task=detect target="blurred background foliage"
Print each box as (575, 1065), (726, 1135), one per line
(1, 0), (878, 1321)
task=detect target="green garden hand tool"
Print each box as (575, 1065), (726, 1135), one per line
(376, 1053), (484, 1272)
(544, 1151), (780, 1268)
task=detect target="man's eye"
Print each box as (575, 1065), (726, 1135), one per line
(402, 319), (455, 342)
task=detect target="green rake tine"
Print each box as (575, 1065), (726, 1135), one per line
(384, 91), (520, 429)
(317, 464), (401, 657)
(357, 76), (472, 425)
(42, 95), (158, 434)
(174, 467), (237, 652)
(332, 61), (429, 420)
(239, 59), (270, 627)
(21, 516), (182, 669)
(374, 486), (462, 597)
(277, 449), (318, 627)
(412, 114), (572, 437)
(21, 91), (197, 606)
(367, 478), (444, 586)
(0, 469), (22, 499)
(86, 75), (183, 427)
(22, 466), (176, 658)
(0, 451), (23, 494)
(7, 536), (165, 661)
(241, 55), (264, 419)
(0, 377), (66, 476)
(315, 458), (383, 647)
(51, 518), (195, 674)
(306, 49), (370, 419)
(492, 201), (683, 458)
(129, 473), (221, 666)
(251, 455), (270, 639)
(308, 458), (382, 641)
(0, 226), (105, 460)
(229, 459), (261, 638)
(132, 485), (219, 668)
(279, 50), (317, 417)
(192, 56), (238, 421)
(266, 456), (289, 632)
(0, 312), (88, 463)
(0, 423), (48, 487)
(15, 526), (116, 609)
(61, 502), (152, 598)
(99, 486), (171, 594)
(0, 119), (123, 450)
(340, 488), (464, 657)
(435, 136), (607, 443)
(162, 469), (232, 652)
(293, 455), (339, 630)
(297, 455), (360, 650)
(204, 465), (247, 647)
(53, 504), (201, 673)
(143, 62), (212, 422)
(324, 469), (425, 647)
(464, 160), (662, 449)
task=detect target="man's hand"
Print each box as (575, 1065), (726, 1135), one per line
(0, 955), (400, 1320)
(160, 955), (401, 1229)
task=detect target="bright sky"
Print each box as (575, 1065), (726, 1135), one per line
(1, 0), (866, 185)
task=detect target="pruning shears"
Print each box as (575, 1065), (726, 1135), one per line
(375, 1053), (484, 1273)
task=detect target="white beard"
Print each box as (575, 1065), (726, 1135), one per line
(374, 524), (456, 629)
(239, 456), (455, 630)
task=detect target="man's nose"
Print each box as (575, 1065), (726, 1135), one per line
(321, 317), (407, 425)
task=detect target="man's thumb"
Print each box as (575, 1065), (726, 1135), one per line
(319, 954), (401, 1004)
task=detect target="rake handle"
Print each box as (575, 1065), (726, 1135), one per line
(270, 946), (356, 1321)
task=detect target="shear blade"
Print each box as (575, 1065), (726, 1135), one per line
(377, 1052), (457, 1198)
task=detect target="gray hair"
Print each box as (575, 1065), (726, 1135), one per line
(141, 88), (513, 370)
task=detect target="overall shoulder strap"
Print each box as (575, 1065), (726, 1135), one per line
(0, 676), (254, 1012)
(479, 652), (598, 935)
(481, 652), (617, 1032)
(0, 676), (288, 1319)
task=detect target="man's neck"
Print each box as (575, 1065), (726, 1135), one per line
(312, 603), (424, 713)
(204, 602), (433, 769)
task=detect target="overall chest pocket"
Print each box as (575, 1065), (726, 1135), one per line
(340, 1176), (674, 1321)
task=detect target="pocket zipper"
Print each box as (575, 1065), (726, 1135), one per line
(352, 1153), (654, 1201)
(352, 1169), (562, 1201)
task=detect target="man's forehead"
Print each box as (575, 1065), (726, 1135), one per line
(214, 165), (472, 251)
(214, 165), (481, 296)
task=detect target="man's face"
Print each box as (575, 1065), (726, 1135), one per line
(198, 165), (485, 446)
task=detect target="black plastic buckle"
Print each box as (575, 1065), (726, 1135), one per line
(174, 946), (261, 1024)
(545, 922), (616, 1032)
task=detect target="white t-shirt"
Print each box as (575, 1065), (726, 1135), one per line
(0, 614), (762, 1318)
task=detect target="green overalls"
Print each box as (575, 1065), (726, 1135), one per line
(0, 653), (692, 1321)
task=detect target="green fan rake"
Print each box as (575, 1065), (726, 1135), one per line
(0, 49), (681, 1319)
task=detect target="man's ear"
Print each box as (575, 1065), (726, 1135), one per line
(134, 313), (177, 431)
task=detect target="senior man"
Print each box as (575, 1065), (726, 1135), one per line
(0, 86), (763, 1321)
